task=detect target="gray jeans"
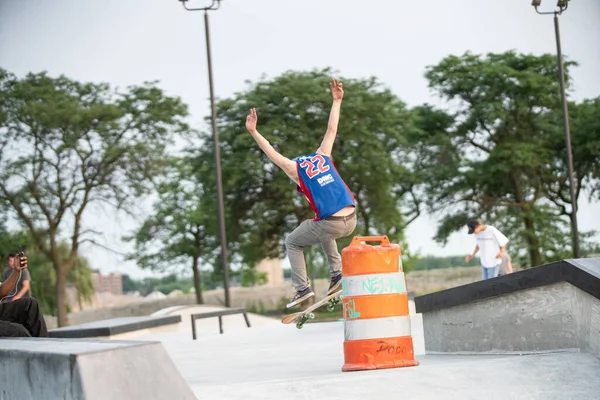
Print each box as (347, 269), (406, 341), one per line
(285, 211), (357, 292)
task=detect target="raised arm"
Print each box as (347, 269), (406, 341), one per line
(316, 78), (344, 157)
(245, 108), (299, 185)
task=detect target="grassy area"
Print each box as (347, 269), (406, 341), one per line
(244, 266), (486, 320)
(405, 266), (482, 296)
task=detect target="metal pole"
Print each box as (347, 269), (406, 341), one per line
(204, 10), (231, 306)
(553, 12), (580, 258)
(191, 315), (197, 340)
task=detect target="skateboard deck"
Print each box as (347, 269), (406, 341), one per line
(281, 290), (342, 329)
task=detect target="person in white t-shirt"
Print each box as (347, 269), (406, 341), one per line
(465, 219), (509, 280)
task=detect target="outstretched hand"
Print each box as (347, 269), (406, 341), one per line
(330, 78), (344, 101)
(245, 108), (258, 133)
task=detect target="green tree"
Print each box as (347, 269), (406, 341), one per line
(545, 97), (600, 223)
(417, 51), (598, 267)
(25, 241), (95, 315)
(123, 274), (208, 296)
(192, 68), (420, 272)
(239, 268), (268, 287)
(0, 69), (189, 325)
(124, 157), (215, 304)
(121, 274), (138, 293)
(412, 255), (482, 271)
(154, 273), (194, 295)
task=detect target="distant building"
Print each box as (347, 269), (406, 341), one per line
(256, 258), (284, 286)
(91, 270), (123, 295)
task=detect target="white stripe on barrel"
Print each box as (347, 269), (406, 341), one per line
(344, 316), (412, 341)
(342, 272), (406, 297)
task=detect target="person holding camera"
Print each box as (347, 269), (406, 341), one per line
(2, 253), (32, 302)
(0, 252), (48, 337)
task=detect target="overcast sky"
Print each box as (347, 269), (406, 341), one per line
(1, 0), (598, 278)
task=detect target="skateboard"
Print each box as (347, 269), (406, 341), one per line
(281, 290), (343, 329)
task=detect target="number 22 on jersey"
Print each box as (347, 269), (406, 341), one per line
(299, 155), (330, 179)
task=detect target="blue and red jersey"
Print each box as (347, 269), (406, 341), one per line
(294, 153), (355, 220)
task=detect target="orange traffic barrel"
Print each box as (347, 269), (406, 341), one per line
(341, 235), (419, 372)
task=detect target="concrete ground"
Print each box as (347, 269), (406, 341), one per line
(133, 314), (600, 400)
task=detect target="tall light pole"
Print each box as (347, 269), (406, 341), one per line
(179, 0), (231, 306)
(531, 0), (580, 258)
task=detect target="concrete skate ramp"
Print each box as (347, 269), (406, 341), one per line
(147, 320), (600, 399)
(415, 258), (600, 357)
(0, 338), (197, 400)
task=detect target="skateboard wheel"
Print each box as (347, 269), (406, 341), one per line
(308, 313), (315, 320)
(296, 321), (304, 329)
(327, 304), (334, 312)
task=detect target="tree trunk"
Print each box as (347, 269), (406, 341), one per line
(360, 208), (370, 235)
(55, 265), (69, 326)
(510, 173), (542, 268)
(523, 214), (542, 267)
(192, 255), (203, 304)
(569, 211), (579, 258)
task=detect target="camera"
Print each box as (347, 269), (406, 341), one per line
(13, 246), (25, 269)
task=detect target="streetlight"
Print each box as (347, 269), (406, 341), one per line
(179, 0), (231, 306)
(531, 0), (580, 258)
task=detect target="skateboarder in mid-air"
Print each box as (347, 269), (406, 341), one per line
(245, 78), (357, 308)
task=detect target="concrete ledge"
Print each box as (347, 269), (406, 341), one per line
(0, 338), (196, 400)
(414, 258), (600, 358)
(48, 315), (181, 338)
(414, 258), (600, 314)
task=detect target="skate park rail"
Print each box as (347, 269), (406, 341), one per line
(190, 307), (251, 339)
